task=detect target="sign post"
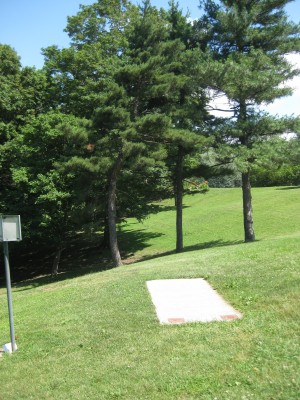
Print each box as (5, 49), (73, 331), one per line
(3, 241), (17, 352)
(0, 215), (22, 353)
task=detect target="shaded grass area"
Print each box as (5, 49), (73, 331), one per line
(0, 187), (299, 399)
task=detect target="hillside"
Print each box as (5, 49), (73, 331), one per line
(120, 186), (300, 261)
(0, 187), (299, 399)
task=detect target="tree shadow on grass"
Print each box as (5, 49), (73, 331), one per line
(118, 228), (165, 257)
(0, 242), (113, 291)
(148, 204), (177, 213)
(127, 239), (244, 265)
(8, 238), (243, 292)
(1, 227), (244, 290)
(1, 229), (165, 290)
(276, 186), (300, 190)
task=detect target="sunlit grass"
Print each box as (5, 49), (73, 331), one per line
(0, 187), (299, 399)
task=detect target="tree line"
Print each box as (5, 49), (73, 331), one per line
(1, 0), (299, 275)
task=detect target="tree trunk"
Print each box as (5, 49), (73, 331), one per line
(52, 246), (63, 277)
(108, 153), (123, 267)
(242, 171), (255, 242)
(239, 100), (255, 242)
(100, 215), (110, 249)
(175, 145), (184, 253)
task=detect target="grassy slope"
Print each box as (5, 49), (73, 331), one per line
(120, 187), (299, 259)
(0, 187), (299, 399)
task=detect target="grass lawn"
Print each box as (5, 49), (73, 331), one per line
(0, 187), (299, 399)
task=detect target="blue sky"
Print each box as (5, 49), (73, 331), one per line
(1, 0), (300, 116)
(0, 0), (203, 68)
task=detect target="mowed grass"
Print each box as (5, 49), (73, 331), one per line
(0, 187), (299, 399)
(119, 187), (300, 259)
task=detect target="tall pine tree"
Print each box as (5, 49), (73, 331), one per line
(198, 0), (300, 241)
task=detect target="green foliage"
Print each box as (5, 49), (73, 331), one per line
(185, 177), (209, 193)
(252, 164), (300, 187)
(7, 111), (91, 244)
(246, 135), (300, 186)
(0, 45), (22, 127)
(2, 1), (300, 265)
(198, 0), (300, 137)
(199, 0), (300, 56)
(0, 45), (51, 215)
(208, 173), (242, 188)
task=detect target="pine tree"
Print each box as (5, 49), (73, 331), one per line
(43, 1), (187, 265)
(163, 2), (211, 252)
(198, 0), (300, 241)
(43, 1), (134, 266)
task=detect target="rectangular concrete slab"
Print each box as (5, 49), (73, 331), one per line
(146, 278), (242, 324)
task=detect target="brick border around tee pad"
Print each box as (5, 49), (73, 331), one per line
(146, 279), (242, 324)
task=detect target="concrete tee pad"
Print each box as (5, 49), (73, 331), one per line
(146, 279), (242, 324)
